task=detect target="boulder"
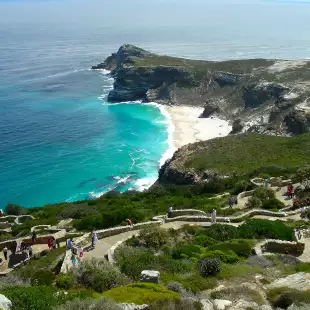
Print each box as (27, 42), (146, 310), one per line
(213, 299), (232, 310)
(267, 272), (310, 291)
(118, 303), (149, 310)
(228, 300), (259, 310)
(200, 299), (214, 310)
(140, 270), (160, 284)
(0, 294), (12, 310)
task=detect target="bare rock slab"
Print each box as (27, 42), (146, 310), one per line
(140, 270), (160, 284)
(267, 272), (310, 291)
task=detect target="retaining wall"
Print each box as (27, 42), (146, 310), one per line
(262, 239), (305, 256)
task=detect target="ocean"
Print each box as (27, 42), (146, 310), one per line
(1, 0), (310, 208)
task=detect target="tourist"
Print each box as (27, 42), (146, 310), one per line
(228, 196), (234, 209)
(47, 238), (53, 250)
(28, 245), (33, 257)
(78, 247), (84, 258)
(3, 246), (8, 261)
(67, 239), (73, 250)
(71, 254), (78, 266)
(211, 209), (217, 223)
(265, 176), (271, 187)
(56, 239), (60, 248)
(301, 206), (306, 218)
(52, 237), (57, 249)
(287, 184), (293, 199)
(91, 230), (98, 249)
(168, 206), (173, 218)
(32, 231), (37, 244)
(126, 219), (133, 227)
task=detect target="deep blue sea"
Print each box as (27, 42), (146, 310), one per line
(1, 0), (310, 208)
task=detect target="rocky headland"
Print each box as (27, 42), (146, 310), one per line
(93, 44), (310, 137)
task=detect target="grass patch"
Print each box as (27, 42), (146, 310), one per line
(184, 133), (310, 175)
(211, 286), (265, 305)
(219, 263), (263, 280)
(267, 287), (310, 306)
(103, 283), (179, 305)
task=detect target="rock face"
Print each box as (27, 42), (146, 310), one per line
(93, 45), (310, 136)
(213, 299), (232, 310)
(0, 294), (12, 310)
(140, 270), (160, 284)
(267, 272), (310, 291)
(118, 303), (149, 310)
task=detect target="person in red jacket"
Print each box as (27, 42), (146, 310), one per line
(47, 238), (53, 250)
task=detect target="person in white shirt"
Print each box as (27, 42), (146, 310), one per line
(168, 206), (173, 218)
(211, 209), (217, 223)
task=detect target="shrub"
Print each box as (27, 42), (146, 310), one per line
(239, 219), (293, 241)
(138, 226), (169, 249)
(246, 256), (273, 268)
(232, 180), (252, 195)
(204, 250), (240, 264)
(150, 298), (203, 310)
(180, 273), (217, 293)
(56, 274), (75, 290)
(206, 239), (252, 258)
(262, 198), (285, 210)
(103, 283), (180, 305)
(219, 263), (262, 280)
(295, 165), (310, 190)
(267, 287), (310, 309)
(0, 275), (30, 289)
(197, 257), (221, 277)
(73, 215), (103, 231)
(54, 297), (122, 310)
(246, 196), (262, 209)
(193, 235), (216, 247)
(252, 187), (275, 200)
(0, 286), (67, 310)
(172, 243), (203, 260)
(73, 258), (127, 293)
(31, 270), (55, 286)
(166, 282), (186, 294)
(4, 203), (24, 215)
(115, 246), (190, 280)
(203, 224), (239, 241)
(296, 262), (310, 273)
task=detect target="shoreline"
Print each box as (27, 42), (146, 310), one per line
(162, 105), (232, 151)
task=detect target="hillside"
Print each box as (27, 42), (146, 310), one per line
(93, 44), (310, 136)
(158, 133), (310, 185)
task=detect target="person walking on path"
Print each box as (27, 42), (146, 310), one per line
(301, 206), (306, 218)
(91, 230), (98, 249)
(47, 238), (53, 250)
(228, 196), (234, 209)
(265, 176), (271, 187)
(3, 246), (8, 261)
(168, 206), (173, 218)
(32, 231), (37, 244)
(52, 237), (57, 249)
(67, 239), (73, 250)
(126, 219), (133, 227)
(211, 209), (217, 224)
(28, 245), (33, 257)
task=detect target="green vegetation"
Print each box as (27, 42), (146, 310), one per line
(13, 247), (65, 281)
(103, 283), (179, 305)
(184, 133), (310, 175)
(267, 287), (310, 307)
(0, 286), (95, 310)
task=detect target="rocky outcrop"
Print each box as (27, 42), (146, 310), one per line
(0, 295), (12, 310)
(140, 270), (160, 284)
(267, 272), (310, 291)
(93, 45), (310, 136)
(285, 110), (310, 134)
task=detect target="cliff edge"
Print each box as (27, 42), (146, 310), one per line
(93, 44), (310, 136)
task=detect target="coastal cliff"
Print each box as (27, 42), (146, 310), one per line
(93, 44), (310, 136)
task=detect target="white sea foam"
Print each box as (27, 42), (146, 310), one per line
(145, 102), (176, 167)
(134, 175), (158, 191)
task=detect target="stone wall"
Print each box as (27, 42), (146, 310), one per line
(262, 239), (305, 256)
(170, 209), (207, 218)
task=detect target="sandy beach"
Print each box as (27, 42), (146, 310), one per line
(164, 106), (232, 150)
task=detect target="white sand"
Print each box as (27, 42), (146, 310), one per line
(164, 106), (232, 150)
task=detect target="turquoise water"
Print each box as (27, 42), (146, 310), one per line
(0, 65), (170, 207)
(1, 0), (310, 208)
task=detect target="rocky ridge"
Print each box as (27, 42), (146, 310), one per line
(93, 44), (310, 136)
